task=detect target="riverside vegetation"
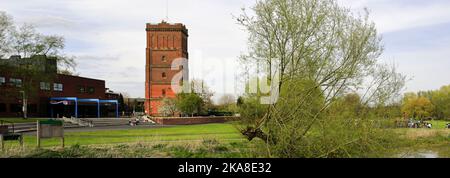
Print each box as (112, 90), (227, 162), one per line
(0, 123), (448, 158)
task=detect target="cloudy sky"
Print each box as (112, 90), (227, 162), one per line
(1, 0), (450, 102)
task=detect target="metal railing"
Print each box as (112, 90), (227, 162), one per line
(56, 117), (94, 127)
(0, 120), (15, 133)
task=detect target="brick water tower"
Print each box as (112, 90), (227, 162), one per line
(145, 21), (189, 116)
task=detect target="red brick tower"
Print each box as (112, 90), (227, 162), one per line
(145, 21), (189, 116)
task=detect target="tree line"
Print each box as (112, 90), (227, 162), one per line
(158, 79), (240, 117)
(402, 85), (450, 120)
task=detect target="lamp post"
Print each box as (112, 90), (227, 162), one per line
(19, 91), (27, 119)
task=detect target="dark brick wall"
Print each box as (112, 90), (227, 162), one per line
(0, 72), (106, 117)
(51, 74), (106, 99)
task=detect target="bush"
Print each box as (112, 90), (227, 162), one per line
(176, 93), (204, 116)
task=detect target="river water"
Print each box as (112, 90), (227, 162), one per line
(397, 145), (449, 158)
(400, 150), (439, 158)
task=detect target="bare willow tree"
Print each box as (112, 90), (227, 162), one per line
(0, 11), (13, 58)
(190, 79), (215, 114)
(236, 0), (405, 157)
(0, 11), (76, 71)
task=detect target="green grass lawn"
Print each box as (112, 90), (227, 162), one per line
(429, 120), (449, 129)
(0, 123), (262, 158)
(5, 123), (246, 148)
(0, 118), (45, 124)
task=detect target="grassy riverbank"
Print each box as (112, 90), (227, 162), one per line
(0, 123), (448, 158)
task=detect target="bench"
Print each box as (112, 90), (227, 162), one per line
(0, 123), (24, 151)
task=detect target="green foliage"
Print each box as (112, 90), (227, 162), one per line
(413, 85), (450, 120)
(432, 85), (450, 119)
(176, 93), (204, 116)
(236, 0), (406, 158)
(401, 93), (435, 119)
(374, 104), (402, 120)
(237, 94), (268, 125)
(327, 93), (363, 119)
(264, 78), (325, 156)
(259, 79), (397, 158)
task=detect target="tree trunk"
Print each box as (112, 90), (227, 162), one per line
(241, 126), (275, 144)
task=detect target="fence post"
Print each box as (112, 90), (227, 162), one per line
(36, 121), (40, 148)
(61, 125), (65, 148)
(19, 133), (24, 150)
(0, 134), (4, 151)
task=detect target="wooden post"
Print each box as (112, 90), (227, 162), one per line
(61, 137), (65, 148)
(0, 134), (4, 151)
(36, 121), (40, 148)
(19, 134), (24, 149)
(36, 120), (65, 149)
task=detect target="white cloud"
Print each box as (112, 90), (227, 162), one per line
(0, 0), (252, 99)
(2, 0), (450, 100)
(381, 46), (450, 92)
(339, 0), (450, 33)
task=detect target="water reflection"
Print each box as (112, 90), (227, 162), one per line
(397, 144), (449, 158)
(401, 150), (439, 158)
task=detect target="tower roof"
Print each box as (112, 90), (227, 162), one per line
(146, 21), (188, 36)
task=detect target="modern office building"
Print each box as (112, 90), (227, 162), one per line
(0, 55), (119, 118)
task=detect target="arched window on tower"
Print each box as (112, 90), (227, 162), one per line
(162, 72), (167, 79)
(162, 89), (166, 97)
(162, 55), (167, 62)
